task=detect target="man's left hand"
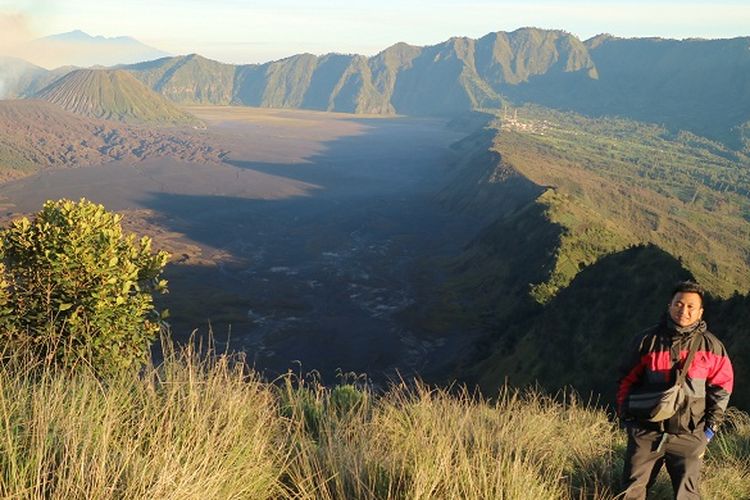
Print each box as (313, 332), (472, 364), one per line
(705, 427), (715, 442)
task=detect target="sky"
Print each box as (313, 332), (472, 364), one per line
(2, 0), (750, 65)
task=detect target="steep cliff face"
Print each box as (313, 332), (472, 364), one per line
(475, 28), (597, 86)
(120, 28), (590, 117)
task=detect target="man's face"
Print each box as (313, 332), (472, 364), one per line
(669, 291), (704, 327)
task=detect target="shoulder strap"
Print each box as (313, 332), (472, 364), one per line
(676, 332), (703, 385)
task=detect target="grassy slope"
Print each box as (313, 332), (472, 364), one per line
(493, 105), (750, 300)
(414, 105), (750, 345)
(1, 343), (747, 499)
(429, 106), (750, 410)
(473, 245), (693, 400)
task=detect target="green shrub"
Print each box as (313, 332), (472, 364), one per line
(330, 384), (367, 418)
(279, 382), (325, 439)
(0, 198), (169, 373)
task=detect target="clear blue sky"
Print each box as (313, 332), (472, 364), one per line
(2, 0), (749, 64)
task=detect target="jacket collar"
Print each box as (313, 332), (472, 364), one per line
(662, 315), (706, 340)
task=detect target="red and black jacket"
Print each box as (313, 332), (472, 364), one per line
(617, 319), (733, 434)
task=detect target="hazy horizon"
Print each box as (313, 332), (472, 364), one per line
(2, 0), (749, 67)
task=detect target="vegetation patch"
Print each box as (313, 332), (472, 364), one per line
(0, 199), (168, 374)
(493, 105), (750, 300)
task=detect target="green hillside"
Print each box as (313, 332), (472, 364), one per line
(421, 105), (750, 328)
(425, 105), (750, 407)
(495, 106), (750, 300)
(472, 244), (750, 410)
(34, 68), (202, 126)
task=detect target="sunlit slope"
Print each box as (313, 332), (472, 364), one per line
(420, 107), (750, 342)
(34, 69), (201, 126)
(488, 106), (750, 300)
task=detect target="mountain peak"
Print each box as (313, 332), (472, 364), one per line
(510, 26), (571, 37)
(34, 68), (200, 126)
(47, 29), (91, 41)
(19, 30), (170, 69)
(584, 33), (618, 49)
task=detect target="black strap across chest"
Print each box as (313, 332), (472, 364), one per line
(671, 333), (703, 386)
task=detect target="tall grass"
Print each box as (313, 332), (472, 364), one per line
(0, 340), (747, 499)
(0, 340), (284, 499)
(281, 382), (618, 499)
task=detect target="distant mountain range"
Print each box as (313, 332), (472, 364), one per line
(10, 30), (170, 69)
(3, 28), (749, 148)
(119, 28), (590, 116)
(118, 29), (750, 147)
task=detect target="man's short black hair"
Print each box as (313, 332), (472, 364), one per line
(671, 280), (705, 306)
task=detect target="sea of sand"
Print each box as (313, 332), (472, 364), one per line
(0, 106), (481, 382)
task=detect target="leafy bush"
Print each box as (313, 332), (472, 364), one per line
(0, 198), (169, 373)
(330, 384), (367, 418)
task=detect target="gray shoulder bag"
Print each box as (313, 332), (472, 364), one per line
(626, 332), (702, 422)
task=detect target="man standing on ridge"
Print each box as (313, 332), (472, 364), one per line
(617, 281), (733, 499)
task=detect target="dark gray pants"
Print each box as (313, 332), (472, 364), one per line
(621, 426), (707, 499)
